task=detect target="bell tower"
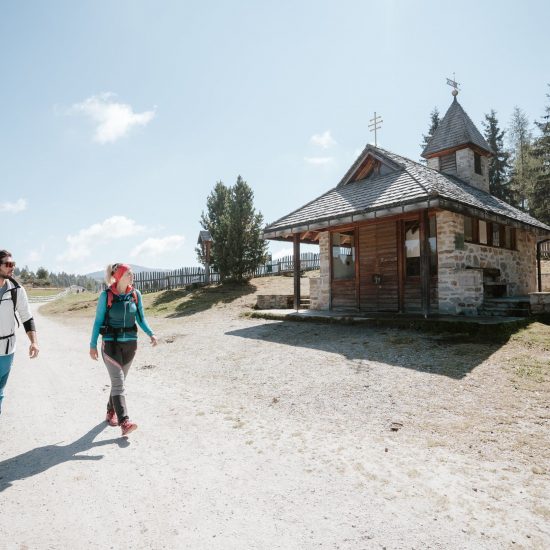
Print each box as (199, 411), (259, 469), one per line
(422, 83), (493, 193)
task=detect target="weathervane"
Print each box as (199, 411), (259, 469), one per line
(446, 73), (460, 96)
(369, 111), (383, 146)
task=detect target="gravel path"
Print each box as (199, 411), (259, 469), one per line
(0, 296), (549, 549)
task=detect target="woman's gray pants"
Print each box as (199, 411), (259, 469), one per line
(101, 340), (137, 423)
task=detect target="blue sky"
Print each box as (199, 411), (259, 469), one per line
(1, 0), (549, 274)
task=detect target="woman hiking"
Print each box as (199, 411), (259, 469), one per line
(90, 263), (157, 436)
(0, 249), (39, 416)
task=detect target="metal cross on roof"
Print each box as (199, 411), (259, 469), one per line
(368, 111), (383, 146)
(446, 73), (460, 96)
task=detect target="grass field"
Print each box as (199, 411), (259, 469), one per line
(39, 282), (255, 319)
(39, 291), (99, 314)
(26, 288), (65, 297)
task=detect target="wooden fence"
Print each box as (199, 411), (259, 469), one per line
(132, 252), (320, 293)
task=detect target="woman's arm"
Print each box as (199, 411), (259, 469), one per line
(90, 291), (108, 350)
(135, 290), (157, 346)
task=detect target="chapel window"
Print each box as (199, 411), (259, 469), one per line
(474, 152), (482, 175)
(331, 231), (355, 279)
(479, 220), (488, 245)
(429, 216), (437, 276)
(405, 221), (421, 277)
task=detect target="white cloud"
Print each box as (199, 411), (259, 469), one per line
(270, 243), (320, 261)
(59, 216), (146, 261)
(70, 93), (155, 144)
(304, 156), (334, 165)
(310, 130), (336, 149)
(271, 247), (293, 260)
(130, 235), (185, 258)
(0, 198), (27, 213)
(27, 248), (44, 263)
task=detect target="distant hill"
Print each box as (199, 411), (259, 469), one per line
(86, 264), (168, 281)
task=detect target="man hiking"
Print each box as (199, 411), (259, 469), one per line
(0, 249), (39, 415)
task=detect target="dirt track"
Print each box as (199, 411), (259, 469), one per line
(0, 294), (549, 549)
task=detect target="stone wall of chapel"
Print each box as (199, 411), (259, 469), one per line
(310, 231), (331, 310)
(437, 210), (537, 314)
(456, 148), (490, 192)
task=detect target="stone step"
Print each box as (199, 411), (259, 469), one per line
(479, 309), (530, 318)
(483, 298), (530, 306)
(479, 300), (531, 317)
(480, 305), (530, 312)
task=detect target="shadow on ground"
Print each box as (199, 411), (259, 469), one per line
(226, 321), (514, 380)
(0, 422), (129, 492)
(150, 282), (257, 318)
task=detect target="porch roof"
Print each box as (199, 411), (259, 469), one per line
(263, 146), (550, 240)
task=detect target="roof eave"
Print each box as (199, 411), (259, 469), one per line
(422, 142), (494, 159)
(263, 195), (550, 240)
(263, 198), (439, 240)
(437, 198), (550, 235)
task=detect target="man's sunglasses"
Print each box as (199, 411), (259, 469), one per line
(1, 261), (16, 268)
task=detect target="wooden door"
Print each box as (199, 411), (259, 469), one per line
(330, 230), (358, 310)
(402, 214), (439, 313)
(359, 221), (399, 312)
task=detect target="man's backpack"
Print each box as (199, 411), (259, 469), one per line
(5, 277), (20, 328)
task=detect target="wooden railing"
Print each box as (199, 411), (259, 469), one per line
(131, 253), (321, 293)
(29, 289), (70, 303)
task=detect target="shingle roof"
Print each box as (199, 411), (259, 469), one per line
(197, 230), (212, 244)
(264, 145), (550, 235)
(421, 97), (493, 158)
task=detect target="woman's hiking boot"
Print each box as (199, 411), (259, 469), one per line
(120, 419), (137, 436)
(105, 408), (118, 427)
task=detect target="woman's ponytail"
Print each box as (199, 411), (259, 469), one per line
(105, 264), (117, 286)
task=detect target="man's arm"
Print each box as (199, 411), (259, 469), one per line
(17, 287), (39, 358)
(26, 329), (39, 358)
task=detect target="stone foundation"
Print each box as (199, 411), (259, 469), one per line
(529, 292), (550, 314)
(256, 295), (293, 309)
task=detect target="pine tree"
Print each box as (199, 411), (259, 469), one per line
(36, 267), (49, 280)
(197, 181), (231, 278)
(482, 110), (511, 201)
(530, 85), (550, 224)
(198, 177), (267, 282)
(226, 176), (268, 282)
(421, 107), (440, 154)
(507, 106), (536, 209)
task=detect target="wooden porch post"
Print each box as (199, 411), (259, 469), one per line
(419, 210), (431, 317)
(204, 240), (211, 284)
(293, 233), (301, 310)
